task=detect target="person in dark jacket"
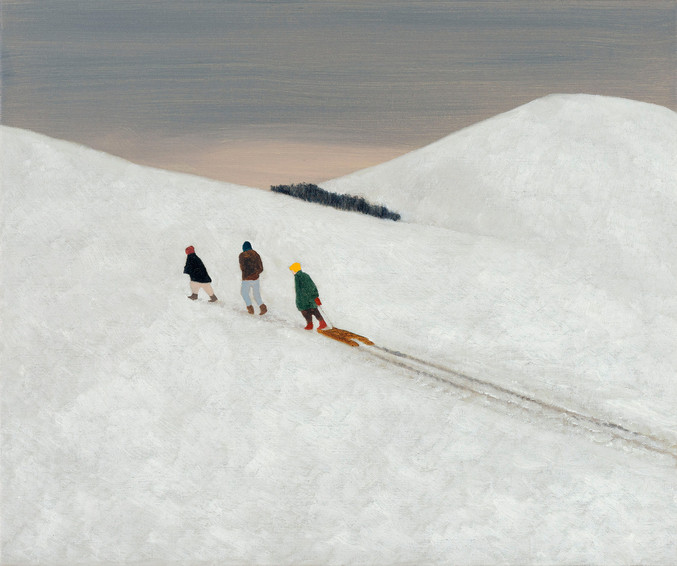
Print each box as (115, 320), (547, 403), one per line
(289, 262), (326, 330)
(183, 246), (218, 302)
(239, 241), (267, 315)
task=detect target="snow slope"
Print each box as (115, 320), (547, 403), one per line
(2, 95), (676, 564)
(324, 92), (677, 444)
(325, 94), (676, 246)
(325, 94), (677, 299)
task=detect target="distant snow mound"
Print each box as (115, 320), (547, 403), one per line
(325, 94), (677, 293)
(326, 94), (677, 241)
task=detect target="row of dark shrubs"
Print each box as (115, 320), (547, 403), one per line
(270, 182), (401, 221)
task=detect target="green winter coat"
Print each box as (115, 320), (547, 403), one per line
(294, 270), (319, 311)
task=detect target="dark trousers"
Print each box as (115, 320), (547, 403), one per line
(301, 308), (324, 324)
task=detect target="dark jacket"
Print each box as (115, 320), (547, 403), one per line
(239, 249), (264, 281)
(183, 253), (212, 283)
(294, 270), (319, 311)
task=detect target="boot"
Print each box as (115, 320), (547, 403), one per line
(247, 305), (255, 314)
(259, 304), (267, 315)
(187, 293), (198, 301)
(209, 295), (218, 302)
(304, 321), (313, 330)
(317, 319), (327, 330)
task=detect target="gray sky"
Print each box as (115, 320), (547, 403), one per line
(2, 0), (675, 187)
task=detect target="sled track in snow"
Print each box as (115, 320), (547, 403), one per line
(219, 305), (676, 461)
(361, 343), (677, 461)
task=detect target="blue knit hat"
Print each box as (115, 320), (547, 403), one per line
(242, 241), (252, 251)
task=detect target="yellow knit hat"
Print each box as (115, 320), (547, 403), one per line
(289, 262), (301, 273)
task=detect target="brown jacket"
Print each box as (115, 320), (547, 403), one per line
(239, 249), (263, 280)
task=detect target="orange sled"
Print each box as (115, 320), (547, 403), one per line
(318, 327), (374, 348)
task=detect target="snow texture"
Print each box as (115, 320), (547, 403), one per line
(1, 94), (676, 564)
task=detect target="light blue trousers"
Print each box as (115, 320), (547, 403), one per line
(241, 280), (263, 306)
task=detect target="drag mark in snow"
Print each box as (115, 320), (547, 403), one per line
(220, 304), (675, 460)
(362, 344), (677, 462)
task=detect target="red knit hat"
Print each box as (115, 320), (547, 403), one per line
(185, 246), (195, 255)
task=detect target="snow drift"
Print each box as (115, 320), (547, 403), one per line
(1, 94), (676, 564)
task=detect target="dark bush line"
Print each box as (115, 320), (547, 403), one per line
(270, 183), (401, 221)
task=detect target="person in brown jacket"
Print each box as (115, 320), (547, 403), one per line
(239, 241), (267, 315)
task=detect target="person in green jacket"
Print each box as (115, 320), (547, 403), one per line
(289, 262), (327, 330)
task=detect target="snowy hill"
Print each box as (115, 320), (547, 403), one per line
(2, 95), (677, 564)
(326, 94), (677, 298)
(325, 94), (676, 246)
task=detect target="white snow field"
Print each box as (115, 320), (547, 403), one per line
(2, 94), (676, 564)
